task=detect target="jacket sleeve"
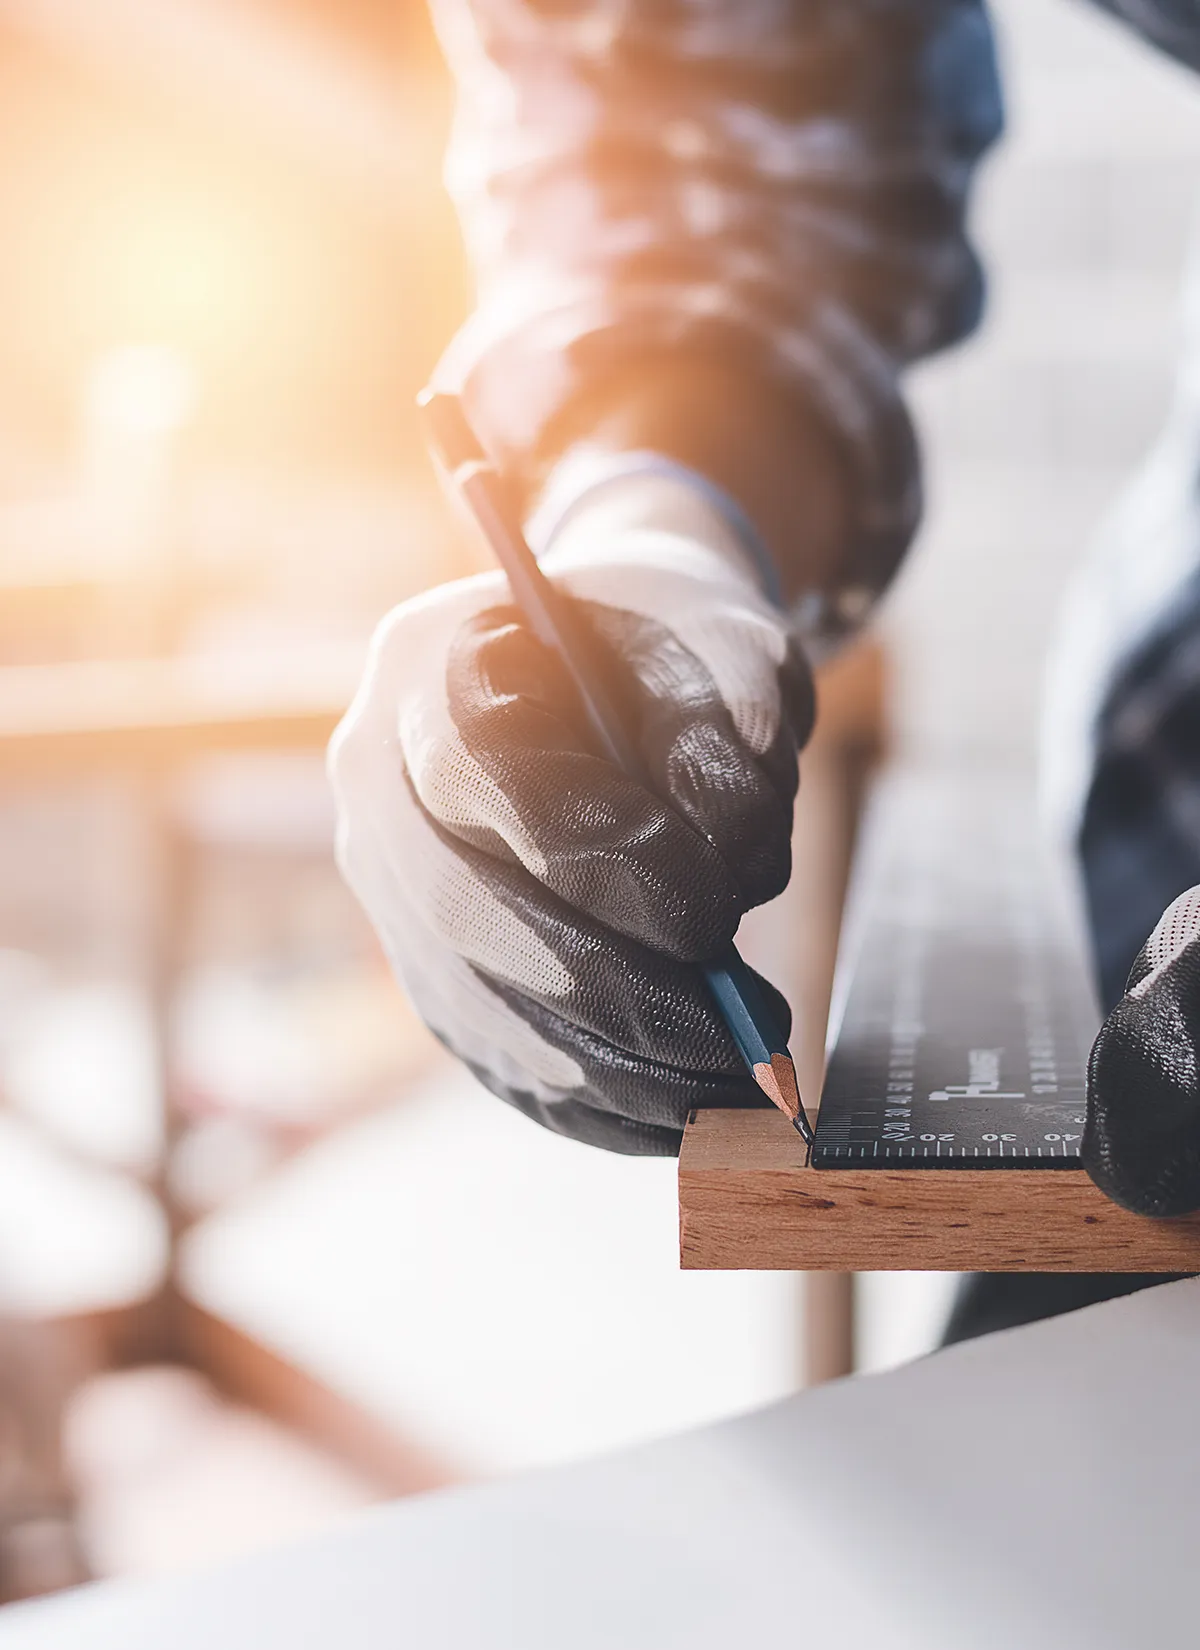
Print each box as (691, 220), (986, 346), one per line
(428, 0), (1003, 646)
(1089, 1), (1200, 71)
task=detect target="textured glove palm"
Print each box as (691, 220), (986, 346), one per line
(330, 534), (814, 1154)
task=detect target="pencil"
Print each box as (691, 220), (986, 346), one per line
(418, 389), (813, 1145)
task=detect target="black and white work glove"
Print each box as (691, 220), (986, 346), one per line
(329, 475), (815, 1154)
(1086, 886), (1200, 1215)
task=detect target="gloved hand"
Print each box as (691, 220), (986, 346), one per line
(1086, 886), (1200, 1215)
(329, 485), (815, 1154)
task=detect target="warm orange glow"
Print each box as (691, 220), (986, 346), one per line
(87, 202), (268, 359)
(84, 344), (195, 440)
(0, 3), (468, 613)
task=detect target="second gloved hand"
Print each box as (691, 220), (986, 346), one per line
(1086, 886), (1200, 1215)
(330, 513), (814, 1155)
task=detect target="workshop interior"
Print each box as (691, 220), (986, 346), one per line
(2, 0), (1200, 1636)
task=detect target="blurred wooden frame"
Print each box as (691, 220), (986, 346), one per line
(0, 643), (460, 1526)
(0, 652), (360, 778)
(0, 629), (888, 1504)
(728, 639), (889, 1384)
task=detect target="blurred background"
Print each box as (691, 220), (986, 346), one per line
(0, 0), (1198, 1606)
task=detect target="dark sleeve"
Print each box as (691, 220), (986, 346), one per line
(1088, 2), (1200, 70)
(428, 0), (1003, 647)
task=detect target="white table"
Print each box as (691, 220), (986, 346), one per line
(5, 1277), (1197, 1649)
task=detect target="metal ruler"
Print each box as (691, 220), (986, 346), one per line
(812, 771), (1100, 1170)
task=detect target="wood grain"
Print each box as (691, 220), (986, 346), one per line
(679, 1108), (1200, 1272)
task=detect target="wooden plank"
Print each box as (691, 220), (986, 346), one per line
(679, 1108), (1200, 1272)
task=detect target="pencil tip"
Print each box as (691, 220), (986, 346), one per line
(772, 1051), (802, 1120)
(752, 1054), (800, 1120)
(754, 1053), (816, 1146)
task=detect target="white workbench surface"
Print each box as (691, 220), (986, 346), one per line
(6, 1279), (1197, 1650)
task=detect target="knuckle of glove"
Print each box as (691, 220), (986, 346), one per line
(579, 594), (806, 917)
(1085, 904), (1200, 1217)
(429, 600), (745, 961)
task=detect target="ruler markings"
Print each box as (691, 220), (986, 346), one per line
(812, 774), (1099, 1172)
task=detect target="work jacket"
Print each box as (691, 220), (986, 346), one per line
(428, 0), (1200, 1003)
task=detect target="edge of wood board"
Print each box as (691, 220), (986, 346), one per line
(679, 1108), (1200, 1273)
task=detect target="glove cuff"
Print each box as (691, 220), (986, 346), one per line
(527, 449), (784, 609)
(1127, 884), (1200, 999)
